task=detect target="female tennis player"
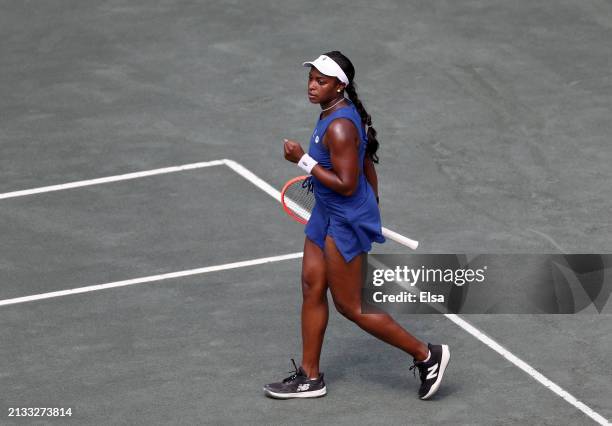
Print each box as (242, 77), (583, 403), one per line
(263, 51), (450, 400)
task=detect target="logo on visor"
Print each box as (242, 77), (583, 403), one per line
(315, 136), (320, 143)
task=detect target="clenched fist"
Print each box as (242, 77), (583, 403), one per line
(283, 139), (305, 163)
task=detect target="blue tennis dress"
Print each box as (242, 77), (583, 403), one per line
(304, 99), (385, 262)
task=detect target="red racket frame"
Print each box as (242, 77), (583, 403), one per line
(280, 175), (310, 225)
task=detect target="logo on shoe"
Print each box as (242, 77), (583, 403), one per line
(426, 364), (439, 380)
(297, 384), (310, 392)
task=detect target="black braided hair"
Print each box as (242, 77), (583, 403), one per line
(324, 50), (380, 163)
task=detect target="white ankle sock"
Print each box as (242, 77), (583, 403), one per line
(422, 350), (431, 363)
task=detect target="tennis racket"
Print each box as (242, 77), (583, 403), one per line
(280, 176), (419, 250)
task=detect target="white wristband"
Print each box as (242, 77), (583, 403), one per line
(298, 153), (318, 174)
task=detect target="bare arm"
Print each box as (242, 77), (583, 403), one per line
(283, 119), (359, 196)
(310, 119), (359, 196)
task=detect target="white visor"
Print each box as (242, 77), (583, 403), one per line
(302, 55), (350, 86)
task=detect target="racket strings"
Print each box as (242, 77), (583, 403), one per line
(283, 177), (315, 221)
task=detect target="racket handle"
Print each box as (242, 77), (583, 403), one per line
(382, 227), (419, 250)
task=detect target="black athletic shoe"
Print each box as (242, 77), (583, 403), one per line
(263, 359), (327, 399)
(410, 343), (450, 400)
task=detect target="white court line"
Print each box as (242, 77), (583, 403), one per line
(0, 158), (608, 424)
(0, 160), (225, 200)
(224, 159), (419, 249)
(223, 159), (282, 201)
(445, 315), (610, 425)
(0, 252), (303, 307)
(225, 159), (610, 426)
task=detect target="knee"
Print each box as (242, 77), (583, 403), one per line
(333, 300), (361, 322)
(301, 272), (326, 302)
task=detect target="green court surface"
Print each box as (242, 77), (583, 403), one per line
(1, 1), (611, 424)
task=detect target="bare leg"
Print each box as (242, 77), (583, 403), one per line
(324, 236), (429, 361)
(300, 237), (329, 378)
